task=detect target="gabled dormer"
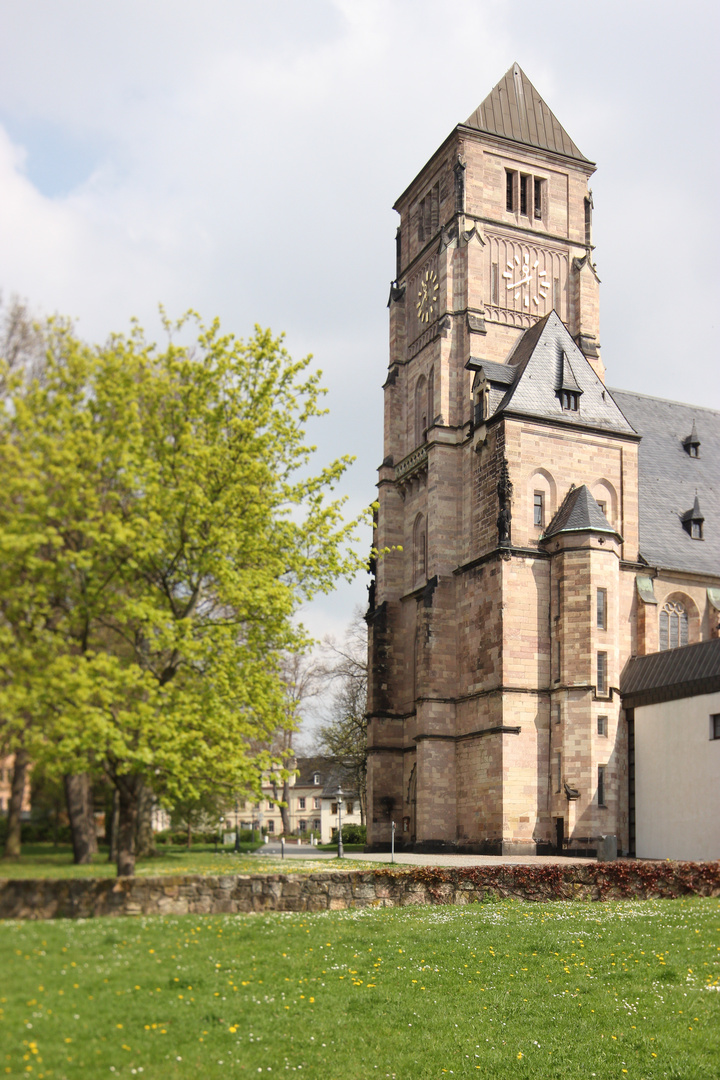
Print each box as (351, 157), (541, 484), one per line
(557, 350), (584, 413)
(467, 357), (517, 426)
(683, 420), (701, 458)
(681, 495), (704, 540)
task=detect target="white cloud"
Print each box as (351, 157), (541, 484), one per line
(0, 0), (717, 641)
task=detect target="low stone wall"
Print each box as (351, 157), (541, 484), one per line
(1, 861), (718, 920)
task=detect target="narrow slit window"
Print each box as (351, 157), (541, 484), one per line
(533, 491), (544, 527)
(491, 262), (499, 305)
(555, 752), (562, 793)
(474, 393), (486, 426)
(520, 175), (529, 216)
(506, 170), (515, 212)
(533, 178), (543, 219)
(597, 765), (606, 807)
(597, 715), (608, 737)
(597, 652), (608, 696)
(597, 588), (607, 630)
(711, 714), (720, 740)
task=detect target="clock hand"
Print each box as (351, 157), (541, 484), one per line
(508, 275), (531, 289)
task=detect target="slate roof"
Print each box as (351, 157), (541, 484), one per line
(292, 756), (358, 799)
(620, 638), (720, 708)
(293, 756), (335, 787)
(542, 484), (619, 540)
(610, 390), (720, 577)
(466, 357), (516, 384)
(463, 63), (592, 165)
(492, 311), (636, 435)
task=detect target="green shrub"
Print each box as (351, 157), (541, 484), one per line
(0, 818), (74, 845)
(330, 824), (366, 844)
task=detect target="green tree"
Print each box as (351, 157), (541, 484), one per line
(0, 313), (360, 874)
(316, 609), (368, 822)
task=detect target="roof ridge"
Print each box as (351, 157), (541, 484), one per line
(609, 387), (720, 415)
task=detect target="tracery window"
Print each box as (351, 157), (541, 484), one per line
(659, 601), (688, 651)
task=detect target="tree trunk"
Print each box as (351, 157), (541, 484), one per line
(86, 776), (99, 855)
(116, 777), (139, 877)
(135, 782), (156, 858)
(2, 748), (29, 860)
(186, 820), (192, 849)
(281, 779), (291, 834)
(64, 773), (96, 864)
(107, 788), (119, 863)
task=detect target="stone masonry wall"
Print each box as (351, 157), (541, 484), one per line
(1, 862), (718, 921)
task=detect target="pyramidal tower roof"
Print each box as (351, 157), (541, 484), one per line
(464, 63), (592, 164)
(543, 485), (619, 540)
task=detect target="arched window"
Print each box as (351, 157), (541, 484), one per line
(427, 368), (435, 431)
(659, 601), (688, 651)
(413, 513), (427, 585)
(414, 375), (427, 447)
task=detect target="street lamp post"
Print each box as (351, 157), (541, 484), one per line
(336, 785), (344, 859)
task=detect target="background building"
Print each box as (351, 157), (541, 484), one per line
(621, 638), (720, 861)
(238, 757), (363, 844)
(366, 65), (720, 856)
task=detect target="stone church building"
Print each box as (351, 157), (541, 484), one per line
(366, 64), (720, 856)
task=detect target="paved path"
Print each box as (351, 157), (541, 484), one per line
(343, 852), (596, 867)
(256, 845), (336, 860)
(255, 845), (596, 867)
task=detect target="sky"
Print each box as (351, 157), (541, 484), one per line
(0, 0), (718, 667)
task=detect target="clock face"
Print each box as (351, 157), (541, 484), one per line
(503, 252), (550, 310)
(416, 267), (439, 323)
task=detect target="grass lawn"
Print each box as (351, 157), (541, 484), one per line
(0, 844), (267, 880)
(0, 843), (386, 880)
(1, 897), (717, 1079)
(316, 843), (366, 853)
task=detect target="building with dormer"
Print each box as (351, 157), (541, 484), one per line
(366, 64), (720, 857)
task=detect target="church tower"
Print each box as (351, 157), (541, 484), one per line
(367, 65), (642, 855)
